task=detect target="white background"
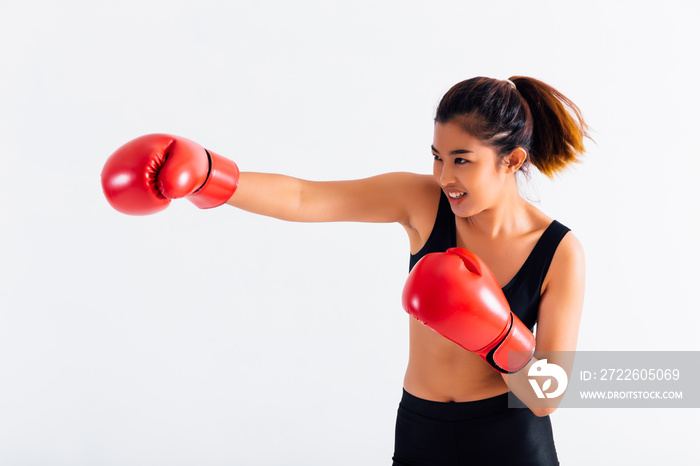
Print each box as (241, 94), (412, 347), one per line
(1, 0), (699, 464)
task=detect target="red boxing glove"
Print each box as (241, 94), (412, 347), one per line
(101, 134), (240, 215)
(402, 247), (535, 373)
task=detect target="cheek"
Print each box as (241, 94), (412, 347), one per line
(470, 169), (504, 199)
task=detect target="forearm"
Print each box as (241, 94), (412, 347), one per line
(501, 351), (575, 416)
(226, 172), (307, 221)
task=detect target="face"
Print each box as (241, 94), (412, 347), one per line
(432, 120), (511, 218)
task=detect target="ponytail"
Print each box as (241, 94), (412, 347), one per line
(435, 76), (590, 178)
(509, 76), (590, 177)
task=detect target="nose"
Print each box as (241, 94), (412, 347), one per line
(437, 162), (456, 187)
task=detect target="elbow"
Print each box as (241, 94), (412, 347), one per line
(531, 406), (558, 417)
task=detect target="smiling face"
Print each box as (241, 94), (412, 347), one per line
(432, 120), (518, 218)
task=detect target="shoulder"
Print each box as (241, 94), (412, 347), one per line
(365, 172), (436, 198)
(543, 229), (585, 294)
(365, 172), (439, 221)
(390, 173), (441, 221)
(406, 175), (442, 214)
(390, 172), (437, 194)
(389, 173), (441, 252)
(554, 230), (585, 269)
(522, 201), (584, 292)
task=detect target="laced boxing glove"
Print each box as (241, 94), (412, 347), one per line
(402, 247), (535, 373)
(101, 134), (239, 215)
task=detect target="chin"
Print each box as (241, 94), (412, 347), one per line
(450, 204), (479, 219)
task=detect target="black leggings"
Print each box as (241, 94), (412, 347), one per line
(392, 390), (559, 466)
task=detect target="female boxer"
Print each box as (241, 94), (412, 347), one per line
(102, 76), (588, 465)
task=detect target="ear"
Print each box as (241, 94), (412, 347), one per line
(503, 147), (528, 174)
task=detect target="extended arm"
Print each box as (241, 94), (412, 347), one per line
(227, 171), (431, 225)
(101, 133), (436, 232)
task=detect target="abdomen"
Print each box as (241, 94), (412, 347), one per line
(403, 317), (509, 402)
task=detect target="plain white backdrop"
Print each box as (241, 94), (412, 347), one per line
(1, 0), (699, 464)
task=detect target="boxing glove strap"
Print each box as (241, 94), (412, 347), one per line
(485, 314), (535, 374)
(188, 150), (240, 209)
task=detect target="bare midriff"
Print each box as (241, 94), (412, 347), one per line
(402, 317), (509, 402)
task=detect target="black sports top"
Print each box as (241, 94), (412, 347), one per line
(409, 191), (571, 331)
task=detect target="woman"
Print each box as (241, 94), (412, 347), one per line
(102, 76), (588, 465)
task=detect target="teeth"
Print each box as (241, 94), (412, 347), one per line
(448, 192), (466, 199)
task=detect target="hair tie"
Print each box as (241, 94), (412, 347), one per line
(505, 79), (517, 90)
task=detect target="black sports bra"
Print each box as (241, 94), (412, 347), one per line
(409, 191), (571, 331)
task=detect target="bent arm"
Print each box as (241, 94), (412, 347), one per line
(226, 171), (436, 226)
(501, 232), (586, 416)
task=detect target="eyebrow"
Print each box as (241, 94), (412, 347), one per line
(431, 145), (474, 156)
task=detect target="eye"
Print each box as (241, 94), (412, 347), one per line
(432, 154), (442, 162)
(455, 158), (471, 165)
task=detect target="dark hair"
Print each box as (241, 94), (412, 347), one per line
(435, 76), (590, 177)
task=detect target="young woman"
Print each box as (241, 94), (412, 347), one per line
(102, 76), (588, 465)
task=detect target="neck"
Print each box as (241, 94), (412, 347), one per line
(464, 177), (528, 238)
